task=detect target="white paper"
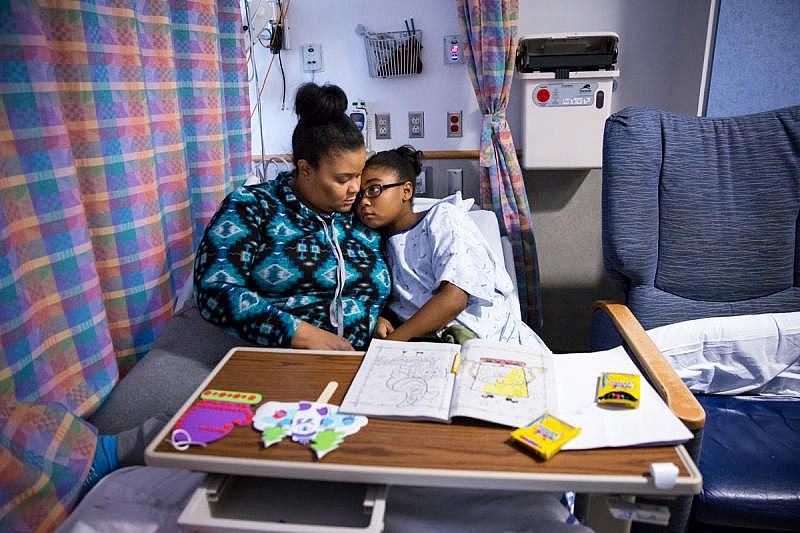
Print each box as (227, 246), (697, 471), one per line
(342, 341), (693, 449)
(551, 348), (693, 450)
(450, 339), (556, 427)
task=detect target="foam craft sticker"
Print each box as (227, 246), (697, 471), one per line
(201, 388), (262, 404)
(253, 401), (368, 459)
(172, 399), (254, 447)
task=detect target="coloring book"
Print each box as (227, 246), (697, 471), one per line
(339, 339), (556, 427)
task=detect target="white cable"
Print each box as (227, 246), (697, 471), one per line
(244, 0), (267, 174)
(259, 156), (293, 183)
(276, 155), (292, 173)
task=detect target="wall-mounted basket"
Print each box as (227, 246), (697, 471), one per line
(356, 25), (423, 78)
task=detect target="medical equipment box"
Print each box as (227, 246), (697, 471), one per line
(516, 33), (619, 169)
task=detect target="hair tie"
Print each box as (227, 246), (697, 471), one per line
(170, 428), (208, 451)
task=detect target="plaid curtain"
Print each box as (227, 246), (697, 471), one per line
(0, 0), (249, 530)
(457, 0), (542, 331)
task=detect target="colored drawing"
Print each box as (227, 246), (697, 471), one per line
(471, 357), (530, 402)
(171, 399), (254, 449)
(253, 401), (368, 459)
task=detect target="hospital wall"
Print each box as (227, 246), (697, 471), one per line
(248, 0), (712, 352)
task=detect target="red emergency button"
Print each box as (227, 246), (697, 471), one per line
(536, 88), (551, 103)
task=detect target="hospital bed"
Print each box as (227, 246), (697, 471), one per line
(65, 195), (531, 531)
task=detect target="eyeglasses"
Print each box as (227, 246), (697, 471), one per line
(356, 181), (410, 201)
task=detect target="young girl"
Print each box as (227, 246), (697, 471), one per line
(357, 146), (549, 352)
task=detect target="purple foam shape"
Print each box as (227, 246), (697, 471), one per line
(173, 399), (254, 445)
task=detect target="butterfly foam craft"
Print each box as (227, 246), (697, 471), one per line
(253, 401), (367, 459)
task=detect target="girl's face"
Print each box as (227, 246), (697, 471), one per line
(357, 165), (414, 230)
(294, 146), (366, 213)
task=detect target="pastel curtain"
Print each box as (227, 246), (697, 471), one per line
(456, 0), (542, 330)
(0, 0), (249, 529)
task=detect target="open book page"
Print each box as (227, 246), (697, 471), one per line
(339, 339), (460, 421)
(449, 339), (557, 427)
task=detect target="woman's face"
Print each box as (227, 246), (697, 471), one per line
(294, 146), (366, 213)
(357, 165), (413, 230)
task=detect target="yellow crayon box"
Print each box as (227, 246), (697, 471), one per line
(596, 372), (640, 408)
(510, 413), (580, 460)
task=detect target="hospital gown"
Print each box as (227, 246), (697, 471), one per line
(386, 200), (550, 352)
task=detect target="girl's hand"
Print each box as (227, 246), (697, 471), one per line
(291, 321), (355, 351)
(374, 316), (395, 338)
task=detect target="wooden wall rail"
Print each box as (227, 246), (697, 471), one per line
(254, 150), (484, 162)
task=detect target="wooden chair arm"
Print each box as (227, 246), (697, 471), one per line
(593, 300), (706, 431)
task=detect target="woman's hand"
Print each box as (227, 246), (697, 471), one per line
(291, 321), (355, 351)
(374, 316), (395, 338)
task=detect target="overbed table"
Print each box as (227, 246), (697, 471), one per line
(145, 347), (702, 532)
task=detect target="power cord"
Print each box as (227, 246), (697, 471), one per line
(268, 22), (284, 54)
(277, 50), (286, 110)
(269, 0), (287, 110)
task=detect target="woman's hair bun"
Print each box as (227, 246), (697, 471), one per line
(294, 83), (348, 125)
(394, 145), (423, 176)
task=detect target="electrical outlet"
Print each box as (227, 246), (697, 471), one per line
(375, 113), (391, 140)
(447, 111), (462, 138)
(408, 111), (424, 138)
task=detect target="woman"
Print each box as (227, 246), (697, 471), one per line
(194, 83), (390, 350)
(79, 83), (389, 499)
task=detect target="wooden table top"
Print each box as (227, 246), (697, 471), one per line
(146, 348), (701, 495)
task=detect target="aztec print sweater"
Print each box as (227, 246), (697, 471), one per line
(194, 174), (390, 349)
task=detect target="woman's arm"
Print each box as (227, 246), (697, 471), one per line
(292, 321), (354, 350)
(386, 282), (468, 341)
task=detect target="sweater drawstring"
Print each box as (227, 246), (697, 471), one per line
(318, 216), (346, 337)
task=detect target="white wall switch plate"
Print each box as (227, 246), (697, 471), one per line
(446, 168), (463, 194)
(415, 166), (432, 196)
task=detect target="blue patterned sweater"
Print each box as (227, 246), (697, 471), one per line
(194, 174), (391, 349)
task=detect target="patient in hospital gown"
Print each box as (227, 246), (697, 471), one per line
(354, 146), (586, 532)
(356, 145), (549, 352)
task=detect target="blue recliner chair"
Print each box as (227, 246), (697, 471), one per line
(593, 106), (800, 532)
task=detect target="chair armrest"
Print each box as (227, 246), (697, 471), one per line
(592, 300), (706, 431)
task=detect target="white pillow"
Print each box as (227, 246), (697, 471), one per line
(647, 312), (800, 396)
(412, 191), (474, 213)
